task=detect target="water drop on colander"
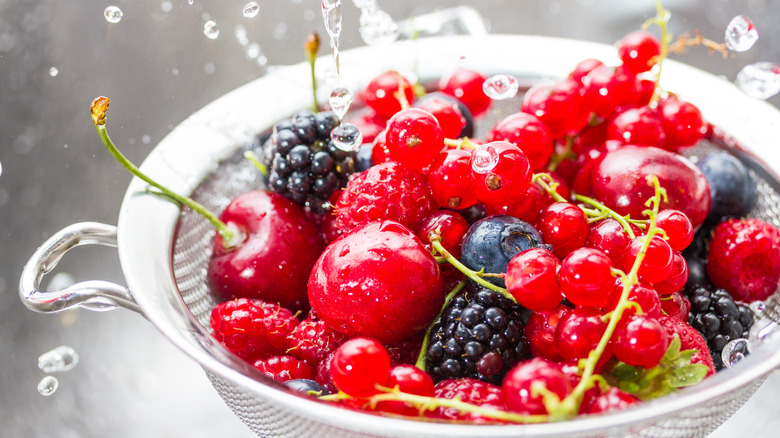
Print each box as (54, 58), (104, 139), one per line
(104, 6), (123, 24)
(721, 338), (750, 368)
(330, 123), (363, 152)
(725, 15), (758, 52)
(471, 144), (499, 174)
(483, 74), (519, 100)
(329, 87), (353, 120)
(204, 20), (220, 40)
(37, 376), (59, 396)
(242, 2), (260, 18)
(359, 10), (400, 46)
(38, 346), (79, 373)
(736, 62), (780, 100)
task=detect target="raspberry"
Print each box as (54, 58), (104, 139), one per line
(287, 317), (348, 367)
(657, 315), (716, 376)
(209, 298), (298, 362)
(386, 334), (425, 367)
(315, 350), (338, 393)
(333, 161), (437, 235)
(253, 355), (315, 382)
(427, 378), (506, 423)
(706, 218), (780, 302)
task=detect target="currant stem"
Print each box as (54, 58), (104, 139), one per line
(443, 137), (478, 149)
(533, 173), (568, 203)
(305, 32), (321, 112)
(415, 281), (467, 371)
(244, 150), (269, 177)
(648, 0), (671, 106)
(572, 193), (637, 239)
(547, 135), (575, 172)
(90, 97), (238, 247)
(429, 238), (515, 301)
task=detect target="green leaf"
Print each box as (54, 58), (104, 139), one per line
(664, 336), (681, 361)
(676, 349), (697, 363)
(669, 364), (709, 388)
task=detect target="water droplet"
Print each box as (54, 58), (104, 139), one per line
(204, 62), (216, 74)
(331, 123), (363, 152)
(483, 74), (519, 100)
(352, 0), (377, 12)
(322, 0), (342, 40)
(104, 6), (123, 24)
(37, 376), (59, 396)
(749, 301), (766, 314)
(243, 2), (260, 18)
(203, 20), (220, 39)
(329, 87), (353, 120)
(160, 1), (173, 13)
(0, 161), (3, 177)
(725, 15), (758, 52)
(736, 62), (780, 100)
(141, 135), (151, 144)
(359, 10), (399, 46)
(38, 346), (79, 373)
(471, 144), (499, 174)
(722, 338), (750, 368)
(188, 0), (193, 4)
(49, 67), (58, 77)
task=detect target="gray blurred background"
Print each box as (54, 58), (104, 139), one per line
(1, 0), (779, 436)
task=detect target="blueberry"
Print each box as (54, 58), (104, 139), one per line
(284, 379), (329, 396)
(414, 92), (475, 139)
(460, 215), (549, 287)
(355, 143), (374, 172)
(697, 152), (758, 222)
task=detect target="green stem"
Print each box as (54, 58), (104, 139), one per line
(572, 193), (638, 239)
(547, 135), (575, 172)
(244, 150), (269, 177)
(415, 281), (467, 371)
(533, 173), (568, 203)
(649, 0), (670, 106)
(430, 239), (514, 300)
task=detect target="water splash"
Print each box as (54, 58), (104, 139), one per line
(331, 123), (363, 152)
(359, 10), (399, 46)
(483, 74), (519, 100)
(721, 338), (750, 368)
(0, 161), (3, 177)
(243, 2), (260, 18)
(103, 6), (123, 24)
(329, 87), (353, 120)
(471, 144), (499, 174)
(725, 15), (758, 52)
(204, 20), (220, 40)
(37, 376), (59, 396)
(49, 67), (58, 77)
(736, 62), (780, 100)
(321, 0), (342, 78)
(160, 1), (173, 13)
(38, 346), (79, 373)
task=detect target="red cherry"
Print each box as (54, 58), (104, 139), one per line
(502, 358), (571, 415)
(653, 251), (688, 295)
(439, 69), (491, 116)
(363, 71), (415, 120)
(525, 306), (571, 361)
(585, 218), (641, 267)
(469, 141), (533, 207)
(607, 106), (666, 148)
(505, 248), (563, 311)
(617, 30), (662, 74)
(208, 190), (325, 312)
(555, 307), (610, 362)
(612, 315), (670, 368)
(487, 112), (554, 171)
(427, 148), (478, 209)
(331, 338), (392, 397)
(416, 210), (470, 258)
(385, 108), (445, 171)
(655, 209), (694, 251)
(559, 248), (616, 308)
(536, 202), (589, 257)
(521, 78), (589, 138)
(624, 235), (674, 284)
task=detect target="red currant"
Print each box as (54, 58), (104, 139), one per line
(606, 281), (662, 319)
(659, 291), (691, 323)
(385, 108), (445, 171)
(363, 71), (415, 120)
(485, 182), (548, 224)
(653, 251), (688, 295)
(585, 218), (641, 267)
(331, 337), (392, 397)
(659, 98), (705, 151)
(502, 358), (571, 415)
(439, 69), (491, 116)
(414, 93), (467, 139)
(612, 315), (669, 368)
(607, 106), (666, 148)
(521, 78), (589, 138)
(624, 235), (674, 284)
(582, 65), (637, 119)
(655, 209), (694, 251)
(569, 58), (605, 84)
(559, 248), (616, 308)
(617, 30), (662, 74)
(536, 202), (589, 257)
(427, 148), (478, 209)
(525, 306), (571, 362)
(505, 248), (563, 311)
(416, 210), (470, 258)
(374, 365), (435, 416)
(487, 112), (554, 171)
(370, 130), (393, 164)
(469, 141), (532, 207)
(555, 307), (610, 362)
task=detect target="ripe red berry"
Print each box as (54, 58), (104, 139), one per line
(371, 130), (393, 164)
(585, 218), (641, 267)
(331, 338), (392, 397)
(427, 148), (478, 209)
(582, 387), (641, 414)
(659, 98), (705, 151)
(439, 69), (492, 116)
(487, 112), (554, 171)
(385, 108), (445, 171)
(485, 182), (549, 224)
(287, 317), (348, 367)
(655, 209), (694, 251)
(624, 235), (674, 284)
(416, 210), (470, 258)
(617, 30), (662, 74)
(363, 70), (415, 120)
(582, 65), (638, 120)
(606, 281), (662, 320)
(657, 315), (715, 376)
(659, 291), (691, 323)
(569, 58), (605, 84)
(373, 365), (435, 417)
(502, 358), (571, 415)
(612, 315), (669, 368)
(559, 248), (616, 308)
(607, 106), (666, 148)
(521, 78), (589, 138)
(505, 248), (563, 311)
(536, 202), (589, 257)
(653, 251), (689, 295)
(413, 93), (468, 139)
(429, 378), (505, 422)
(469, 141), (533, 207)
(525, 305), (571, 362)
(253, 355), (315, 382)
(555, 307), (610, 362)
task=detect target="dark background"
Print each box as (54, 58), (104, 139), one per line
(1, 1), (778, 436)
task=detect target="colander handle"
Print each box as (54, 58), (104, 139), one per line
(19, 222), (141, 314)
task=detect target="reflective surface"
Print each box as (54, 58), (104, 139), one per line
(2, 1), (780, 437)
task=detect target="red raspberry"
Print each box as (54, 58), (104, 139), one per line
(253, 355), (315, 382)
(657, 315), (716, 376)
(385, 334), (425, 367)
(287, 317), (348, 367)
(581, 386), (640, 414)
(315, 351), (338, 393)
(333, 162), (437, 235)
(427, 378), (506, 423)
(707, 218), (780, 302)
(209, 298), (298, 362)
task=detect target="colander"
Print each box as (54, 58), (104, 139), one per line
(19, 35), (780, 437)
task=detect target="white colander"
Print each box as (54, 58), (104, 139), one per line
(19, 35), (780, 437)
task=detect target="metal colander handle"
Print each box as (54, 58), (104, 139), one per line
(19, 221), (141, 314)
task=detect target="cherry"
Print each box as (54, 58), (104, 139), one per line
(427, 148), (478, 209)
(659, 97), (705, 151)
(606, 281), (662, 319)
(308, 220), (444, 344)
(585, 218), (641, 267)
(660, 291), (691, 323)
(362, 71), (415, 120)
(536, 202), (589, 258)
(624, 235), (674, 284)
(555, 307), (610, 362)
(612, 315), (670, 368)
(439, 69), (491, 116)
(617, 30), (662, 74)
(607, 106), (666, 148)
(505, 248), (563, 311)
(385, 108), (445, 171)
(413, 92), (471, 139)
(331, 338), (392, 397)
(487, 112), (554, 171)
(469, 141), (533, 207)
(590, 146), (711, 229)
(521, 78), (589, 138)
(208, 190), (325, 311)
(525, 306), (571, 362)
(559, 248), (616, 308)
(655, 209), (694, 251)
(416, 210), (470, 258)
(502, 358), (571, 415)
(653, 251), (688, 295)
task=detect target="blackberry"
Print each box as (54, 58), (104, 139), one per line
(262, 110), (357, 214)
(685, 285), (754, 370)
(426, 287), (531, 385)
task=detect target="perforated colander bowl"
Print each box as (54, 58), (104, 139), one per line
(20, 35), (780, 438)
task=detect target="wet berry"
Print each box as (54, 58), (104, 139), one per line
(502, 358), (571, 415)
(439, 69), (492, 117)
(487, 112), (554, 171)
(416, 210), (470, 258)
(427, 148), (478, 209)
(505, 248), (563, 312)
(536, 202), (589, 257)
(363, 71), (415, 120)
(697, 152), (758, 222)
(559, 248), (616, 308)
(469, 141), (533, 207)
(331, 338), (392, 397)
(414, 92), (474, 139)
(385, 108), (445, 171)
(253, 355), (315, 382)
(612, 315), (669, 368)
(617, 30), (662, 74)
